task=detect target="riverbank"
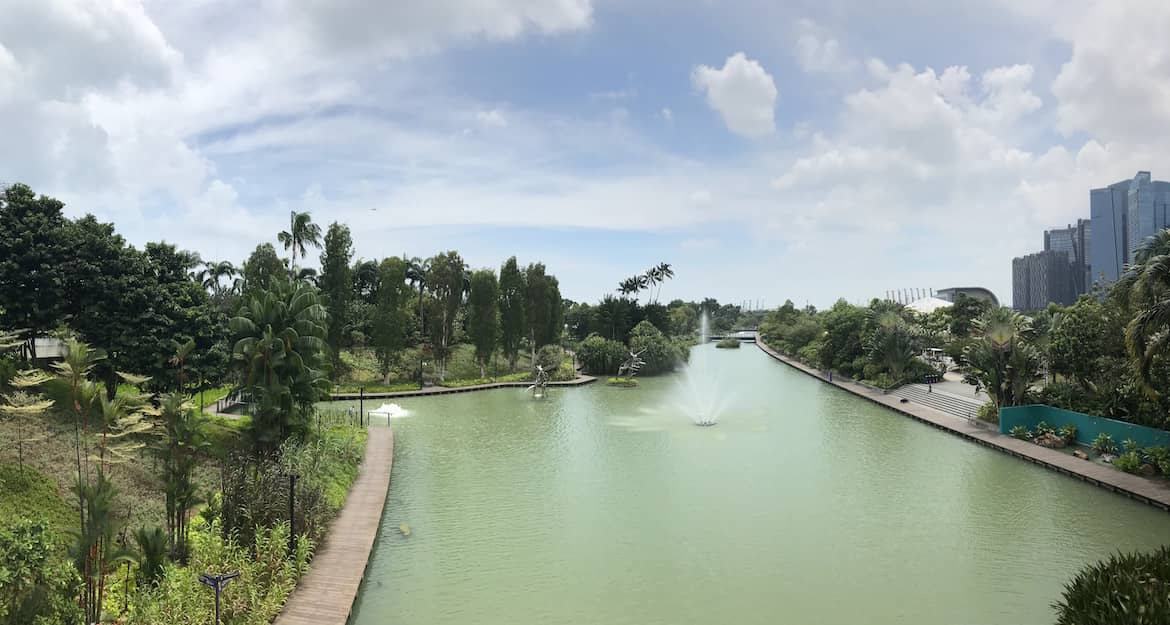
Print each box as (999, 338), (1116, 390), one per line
(329, 374), (597, 400)
(273, 426), (395, 625)
(754, 339), (1170, 512)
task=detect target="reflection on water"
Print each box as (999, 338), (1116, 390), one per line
(340, 344), (1170, 625)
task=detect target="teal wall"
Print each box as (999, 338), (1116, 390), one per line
(1000, 405), (1170, 448)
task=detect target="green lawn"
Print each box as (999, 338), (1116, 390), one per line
(0, 463), (73, 536)
(338, 344), (537, 387)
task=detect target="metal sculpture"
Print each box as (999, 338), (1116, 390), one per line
(618, 349), (646, 378)
(528, 364), (551, 397)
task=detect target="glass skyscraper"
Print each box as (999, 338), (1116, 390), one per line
(1089, 171), (1170, 287)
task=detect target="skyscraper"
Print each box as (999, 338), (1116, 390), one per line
(1090, 179), (1131, 286)
(1126, 171), (1170, 261)
(1012, 250), (1073, 311)
(1090, 171), (1170, 287)
(1044, 218), (1091, 297)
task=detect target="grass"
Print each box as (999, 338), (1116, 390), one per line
(333, 382), (421, 394)
(338, 344), (536, 388)
(0, 463), (74, 536)
(607, 377), (639, 387)
(716, 338), (741, 349)
(442, 371), (533, 388)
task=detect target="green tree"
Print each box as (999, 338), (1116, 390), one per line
(669, 304), (697, 337)
(1048, 296), (1123, 389)
(1118, 229), (1170, 394)
(499, 257), (527, 370)
(371, 257), (412, 384)
(948, 292), (992, 337)
(405, 256), (431, 381)
(277, 210), (322, 273)
(962, 308), (1042, 409)
(155, 393), (205, 560)
(0, 519), (82, 625)
(628, 320), (687, 374)
(819, 300), (866, 375)
(865, 311), (920, 382)
(524, 263), (562, 358)
(425, 252), (468, 382)
(319, 223), (354, 373)
(0, 184), (69, 361)
(242, 243), (286, 294)
(575, 334), (627, 375)
(467, 269), (500, 377)
(230, 278), (331, 454)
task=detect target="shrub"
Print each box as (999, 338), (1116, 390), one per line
(1113, 451), (1143, 474)
(576, 334), (627, 375)
(1148, 447), (1170, 476)
(1009, 425), (1031, 440)
(535, 345), (564, 372)
(606, 377), (638, 387)
(134, 526), (169, 588)
(1053, 546), (1170, 625)
(1034, 421), (1055, 437)
(976, 402), (999, 424)
(1122, 438), (1140, 454)
(1092, 433), (1117, 455)
(129, 520), (310, 625)
(715, 338), (740, 349)
(221, 427), (365, 547)
(0, 519), (82, 625)
(629, 321), (687, 375)
(1058, 423), (1078, 444)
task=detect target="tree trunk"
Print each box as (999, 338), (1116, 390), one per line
(479, 363), (485, 378)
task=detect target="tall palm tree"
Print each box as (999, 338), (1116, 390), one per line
(1119, 229), (1170, 394)
(644, 267), (662, 303)
(277, 210), (323, 273)
(654, 262), (674, 302)
(199, 260), (236, 295)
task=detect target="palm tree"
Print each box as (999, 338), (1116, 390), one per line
(405, 257), (431, 381)
(230, 279), (331, 453)
(1118, 229), (1170, 394)
(962, 308), (1042, 409)
(644, 267), (662, 303)
(277, 210), (323, 273)
(654, 262), (673, 302)
(865, 311), (919, 383)
(197, 260), (236, 294)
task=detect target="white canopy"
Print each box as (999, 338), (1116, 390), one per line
(906, 296), (953, 314)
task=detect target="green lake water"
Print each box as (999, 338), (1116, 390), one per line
(341, 344), (1170, 625)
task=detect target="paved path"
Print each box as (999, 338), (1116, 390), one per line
(754, 340), (1170, 512)
(274, 426), (394, 625)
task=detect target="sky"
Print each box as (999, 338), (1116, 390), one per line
(2, 0), (1169, 308)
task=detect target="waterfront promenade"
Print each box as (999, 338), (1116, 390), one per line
(754, 339), (1170, 512)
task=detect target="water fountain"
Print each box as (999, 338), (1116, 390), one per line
(675, 310), (725, 426)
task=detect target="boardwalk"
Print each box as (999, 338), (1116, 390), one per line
(274, 426), (394, 625)
(754, 339), (1170, 512)
(330, 373), (597, 400)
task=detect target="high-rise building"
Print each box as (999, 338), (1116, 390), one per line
(1044, 219), (1091, 297)
(1090, 171), (1170, 287)
(1012, 250), (1073, 311)
(1126, 171), (1170, 261)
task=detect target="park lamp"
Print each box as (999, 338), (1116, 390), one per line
(198, 571), (240, 625)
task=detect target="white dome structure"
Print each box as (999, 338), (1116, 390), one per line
(906, 296), (953, 314)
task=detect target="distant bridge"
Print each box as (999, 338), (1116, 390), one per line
(708, 329), (757, 342)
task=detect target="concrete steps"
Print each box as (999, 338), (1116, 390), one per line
(892, 383), (983, 420)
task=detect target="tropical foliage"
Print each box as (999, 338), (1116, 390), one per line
(1053, 546), (1170, 625)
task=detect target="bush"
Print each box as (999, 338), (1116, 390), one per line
(576, 334), (627, 375)
(715, 338), (740, 349)
(1009, 425), (1031, 440)
(1058, 423), (1078, 444)
(535, 345), (564, 372)
(1034, 421), (1055, 437)
(442, 372), (532, 388)
(1053, 546), (1170, 625)
(606, 377), (638, 387)
(221, 427), (365, 547)
(1092, 432), (1117, 455)
(629, 321), (688, 375)
(1123, 438), (1140, 454)
(1148, 446), (1170, 476)
(129, 520), (310, 625)
(976, 402), (999, 424)
(1113, 451), (1143, 474)
(0, 519), (82, 625)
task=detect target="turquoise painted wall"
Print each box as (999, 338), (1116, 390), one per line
(1000, 405), (1170, 448)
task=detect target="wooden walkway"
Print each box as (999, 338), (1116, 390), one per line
(274, 426), (395, 625)
(330, 374), (597, 400)
(754, 340), (1170, 512)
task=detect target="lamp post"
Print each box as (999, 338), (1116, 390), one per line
(199, 572), (240, 625)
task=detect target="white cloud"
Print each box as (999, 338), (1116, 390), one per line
(660, 107), (673, 121)
(476, 109), (508, 127)
(1050, 0), (1170, 147)
(692, 52), (778, 138)
(793, 19), (855, 74)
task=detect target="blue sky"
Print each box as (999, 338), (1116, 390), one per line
(3, 0), (1168, 307)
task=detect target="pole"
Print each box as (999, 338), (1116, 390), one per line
(215, 586), (221, 625)
(359, 388), (364, 427)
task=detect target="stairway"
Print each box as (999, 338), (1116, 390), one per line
(891, 383), (983, 420)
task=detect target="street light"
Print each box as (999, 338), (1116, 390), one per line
(198, 571), (240, 625)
